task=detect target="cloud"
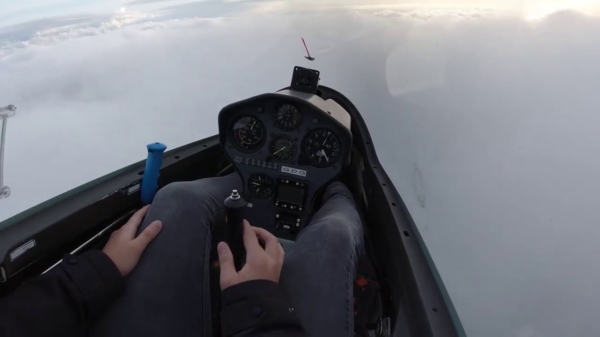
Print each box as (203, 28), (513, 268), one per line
(0, 11), (227, 57)
(155, 0), (280, 20)
(0, 15), (110, 42)
(2, 4), (600, 337)
(355, 6), (495, 20)
(0, 1), (285, 57)
(123, 0), (278, 5)
(369, 9), (600, 337)
(124, 0), (178, 6)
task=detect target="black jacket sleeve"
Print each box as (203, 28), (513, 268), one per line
(221, 280), (306, 336)
(0, 250), (124, 337)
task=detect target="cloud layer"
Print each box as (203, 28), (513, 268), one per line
(2, 2), (600, 337)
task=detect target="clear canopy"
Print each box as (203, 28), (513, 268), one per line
(2, 1), (600, 336)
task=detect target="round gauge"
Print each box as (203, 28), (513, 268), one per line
(302, 128), (342, 167)
(270, 134), (297, 162)
(232, 116), (265, 152)
(247, 173), (274, 199)
(275, 104), (302, 131)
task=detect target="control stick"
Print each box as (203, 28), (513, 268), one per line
(224, 189), (248, 271)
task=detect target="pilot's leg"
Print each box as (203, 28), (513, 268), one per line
(88, 174), (241, 337)
(280, 181), (363, 336)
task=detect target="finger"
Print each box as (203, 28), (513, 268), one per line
(217, 242), (237, 290)
(129, 205), (150, 225)
(252, 227), (281, 258)
(122, 205), (151, 237)
(242, 220), (262, 255)
(133, 220), (162, 250)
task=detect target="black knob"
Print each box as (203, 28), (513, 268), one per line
(224, 189), (248, 271)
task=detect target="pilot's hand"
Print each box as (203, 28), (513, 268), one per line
(218, 220), (284, 290)
(102, 205), (163, 276)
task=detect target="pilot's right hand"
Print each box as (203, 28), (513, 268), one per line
(218, 220), (284, 290)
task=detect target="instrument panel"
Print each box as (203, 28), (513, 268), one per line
(230, 114), (343, 168)
(218, 91), (352, 240)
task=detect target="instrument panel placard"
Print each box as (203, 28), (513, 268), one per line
(281, 166), (307, 177)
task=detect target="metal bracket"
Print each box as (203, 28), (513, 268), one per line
(376, 317), (391, 337)
(0, 105), (16, 199)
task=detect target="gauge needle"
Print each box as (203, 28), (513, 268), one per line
(274, 146), (286, 155)
(251, 121), (256, 130)
(251, 182), (260, 186)
(322, 132), (330, 146)
(323, 151), (329, 162)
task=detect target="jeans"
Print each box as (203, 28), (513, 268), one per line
(89, 174), (363, 337)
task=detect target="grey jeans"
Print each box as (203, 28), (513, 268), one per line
(89, 174), (363, 337)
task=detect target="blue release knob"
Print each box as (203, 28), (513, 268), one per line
(140, 142), (167, 204)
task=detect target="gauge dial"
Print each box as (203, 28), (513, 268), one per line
(247, 173), (274, 199)
(270, 135), (297, 162)
(232, 116), (265, 152)
(275, 104), (302, 131)
(303, 129), (342, 167)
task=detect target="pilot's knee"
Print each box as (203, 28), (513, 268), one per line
(316, 211), (363, 244)
(323, 181), (354, 205)
(313, 215), (352, 240)
(153, 181), (193, 205)
(327, 181), (351, 195)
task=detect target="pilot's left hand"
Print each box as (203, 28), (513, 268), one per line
(102, 205), (163, 276)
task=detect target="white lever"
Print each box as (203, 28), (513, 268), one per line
(0, 105), (16, 199)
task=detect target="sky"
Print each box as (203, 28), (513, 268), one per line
(2, 1), (600, 336)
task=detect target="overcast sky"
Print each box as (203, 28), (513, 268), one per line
(2, 1), (600, 336)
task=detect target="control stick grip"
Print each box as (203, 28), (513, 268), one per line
(224, 190), (248, 271)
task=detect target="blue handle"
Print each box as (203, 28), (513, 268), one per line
(140, 142), (167, 204)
